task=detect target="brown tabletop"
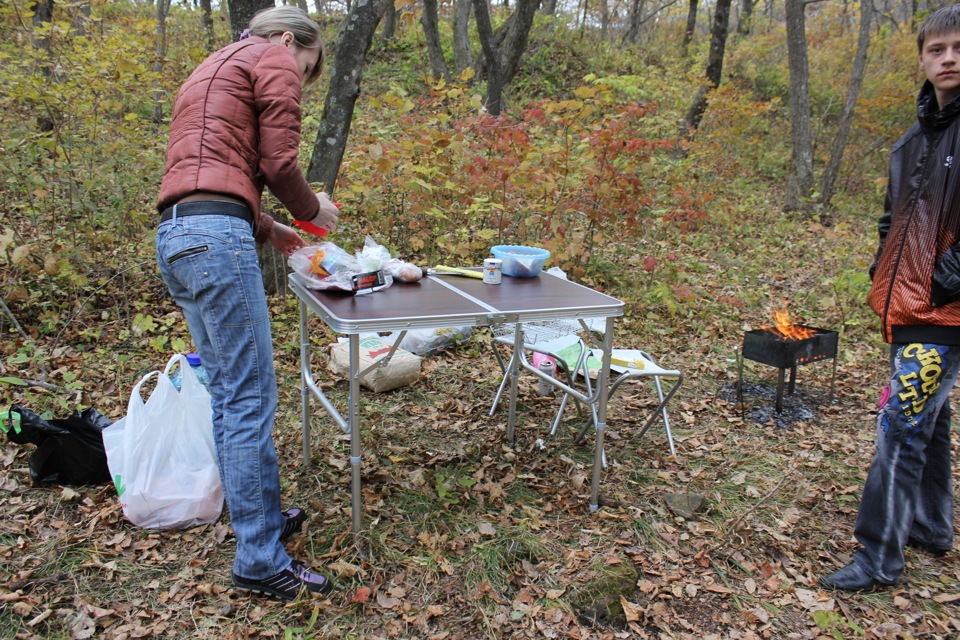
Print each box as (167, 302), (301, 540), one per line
(289, 271), (623, 333)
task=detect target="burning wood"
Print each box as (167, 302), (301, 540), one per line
(740, 312), (839, 414)
(762, 308), (816, 341)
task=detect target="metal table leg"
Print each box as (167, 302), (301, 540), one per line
(505, 323), (523, 445)
(589, 317), (614, 512)
(299, 300), (312, 465)
(348, 334), (363, 536)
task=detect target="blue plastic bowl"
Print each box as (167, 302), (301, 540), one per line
(490, 245), (550, 278)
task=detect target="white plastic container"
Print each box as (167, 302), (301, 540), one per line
(483, 258), (502, 284)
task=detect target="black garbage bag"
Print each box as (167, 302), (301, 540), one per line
(4, 405), (113, 485)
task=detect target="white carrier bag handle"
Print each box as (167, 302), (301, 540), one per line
(102, 355), (223, 529)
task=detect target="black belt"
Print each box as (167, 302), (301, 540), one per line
(159, 201), (253, 226)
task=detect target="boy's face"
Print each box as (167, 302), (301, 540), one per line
(920, 30), (960, 109)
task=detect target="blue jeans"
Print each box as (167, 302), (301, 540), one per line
(156, 210), (290, 579)
(852, 343), (960, 584)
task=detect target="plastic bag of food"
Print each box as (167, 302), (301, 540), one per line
(360, 236), (422, 283)
(382, 258), (423, 283)
(289, 243), (364, 291)
(383, 326), (472, 356)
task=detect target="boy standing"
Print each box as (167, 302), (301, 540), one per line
(820, 4), (960, 592)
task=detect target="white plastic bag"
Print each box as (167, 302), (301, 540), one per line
(383, 326), (473, 356)
(102, 354), (223, 529)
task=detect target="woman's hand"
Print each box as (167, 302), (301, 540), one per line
(269, 222), (307, 258)
(306, 191), (340, 233)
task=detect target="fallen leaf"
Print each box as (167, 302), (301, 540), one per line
(933, 592), (960, 604)
(353, 586), (372, 603)
(377, 591), (402, 609)
(620, 597), (644, 622)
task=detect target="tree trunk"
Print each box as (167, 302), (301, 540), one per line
(624, 0), (644, 44)
(67, 1), (90, 35)
(32, 0), (55, 133)
(542, 0), (557, 15)
(737, 0), (754, 35)
(682, 0), (731, 136)
(453, 0), (473, 72)
(818, 0), (873, 212)
(625, 0), (684, 47)
(499, 0), (540, 86)
(380, 1), (397, 44)
(201, 0), (215, 51)
(152, 0), (173, 124)
(32, 0), (54, 32)
(784, 0), (816, 213)
(421, 0), (451, 81)
(682, 0), (697, 52)
(473, 0), (503, 115)
(307, 0), (391, 192)
(257, 209), (287, 296)
(227, 0), (275, 41)
(599, 0), (610, 40)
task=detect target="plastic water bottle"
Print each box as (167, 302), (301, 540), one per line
(170, 352), (209, 390)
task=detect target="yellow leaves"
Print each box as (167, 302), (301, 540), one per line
(43, 252), (60, 276)
(381, 91), (415, 114)
(11, 244), (33, 266)
(114, 58), (139, 75)
(573, 86), (596, 99)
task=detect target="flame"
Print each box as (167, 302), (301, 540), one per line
(762, 307), (815, 341)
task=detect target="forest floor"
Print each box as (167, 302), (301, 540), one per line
(3, 283), (960, 639)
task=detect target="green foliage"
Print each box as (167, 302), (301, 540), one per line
(811, 609), (866, 639)
(345, 78), (674, 276)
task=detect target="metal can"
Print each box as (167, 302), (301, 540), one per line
(537, 357), (555, 396)
(483, 258), (502, 284)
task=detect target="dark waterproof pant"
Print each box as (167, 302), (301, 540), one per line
(852, 343), (960, 584)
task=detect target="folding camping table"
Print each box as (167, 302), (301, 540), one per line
(289, 270), (624, 536)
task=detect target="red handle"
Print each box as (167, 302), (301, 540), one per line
(293, 219), (328, 237)
(294, 202), (341, 238)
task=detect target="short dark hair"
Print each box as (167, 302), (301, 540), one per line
(918, 4), (960, 53)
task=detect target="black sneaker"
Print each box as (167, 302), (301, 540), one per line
(281, 508), (307, 541)
(233, 561), (333, 600)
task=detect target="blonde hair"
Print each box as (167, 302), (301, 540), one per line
(249, 6), (326, 85)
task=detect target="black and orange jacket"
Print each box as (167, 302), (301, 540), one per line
(868, 81), (960, 345)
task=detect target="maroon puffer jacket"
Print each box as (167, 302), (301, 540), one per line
(157, 36), (319, 243)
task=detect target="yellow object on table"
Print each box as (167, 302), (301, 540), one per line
(433, 265), (484, 279)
